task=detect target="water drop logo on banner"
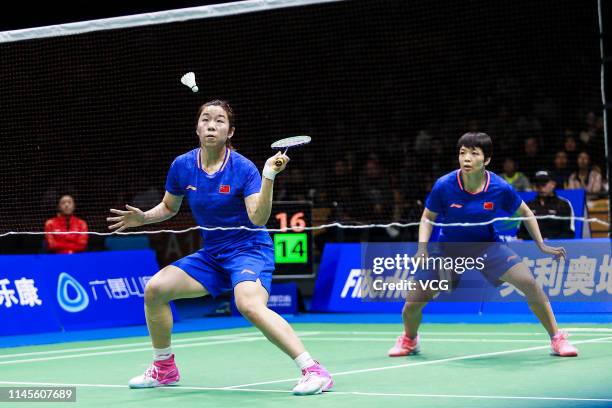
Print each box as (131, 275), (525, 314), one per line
(56, 272), (89, 313)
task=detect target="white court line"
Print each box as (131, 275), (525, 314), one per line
(0, 328), (604, 361)
(0, 381), (610, 403)
(0, 331), (261, 359)
(334, 390), (612, 403)
(2, 334), (607, 361)
(298, 330), (612, 336)
(0, 337), (266, 366)
(301, 337), (612, 344)
(223, 335), (612, 389)
(0, 330), (325, 360)
(565, 328), (612, 333)
(0, 331), (322, 365)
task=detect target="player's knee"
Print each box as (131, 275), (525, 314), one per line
(235, 297), (263, 320)
(403, 300), (426, 314)
(518, 277), (540, 298)
(144, 278), (168, 305)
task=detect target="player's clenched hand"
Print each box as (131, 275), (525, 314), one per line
(265, 151), (290, 174)
(537, 243), (567, 260)
(107, 204), (145, 233)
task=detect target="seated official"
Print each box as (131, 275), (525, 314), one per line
(518, 171), (574, 240)
(44, 195), (89, 254)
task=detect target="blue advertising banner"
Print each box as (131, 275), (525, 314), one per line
(0, 250), (163, 336)
(43, 251), (160, 330)
(311, 239), (612, 314)
(0, 255), (62, 336)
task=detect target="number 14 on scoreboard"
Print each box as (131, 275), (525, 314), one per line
(274, 211), (307, 263)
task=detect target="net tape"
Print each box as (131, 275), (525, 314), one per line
(2, 215), (608, 237)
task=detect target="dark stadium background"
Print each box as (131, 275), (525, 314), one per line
(0, 0), (608, 257)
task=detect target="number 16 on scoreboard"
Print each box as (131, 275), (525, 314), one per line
(269, 202), (313, 277)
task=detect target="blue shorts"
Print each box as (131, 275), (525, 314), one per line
(172, 243), (275, 297)
(414, 243), (522, 289)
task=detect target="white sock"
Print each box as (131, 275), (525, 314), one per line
(294, 351), (315, 370)
(153, 346), (173, 361)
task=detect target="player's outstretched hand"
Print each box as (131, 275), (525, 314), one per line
(537, 243), (567, 260)
(266, 151), (290, 174)
(107, 204), (145, 233)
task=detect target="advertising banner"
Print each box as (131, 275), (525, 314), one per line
(312, 239), (612, 313)
(0, 250), (161, 336)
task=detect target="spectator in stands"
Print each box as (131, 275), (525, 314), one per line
(359, 153), (393, 222)
(284, 168), (307, 201)
(567, 151), (603, 198)
(44, 194), (89, 254)
(519, 136), (542, 180)
(518, 171), (574, 240)
(132, 184), (163, 211)
(552, 150), (571, 189)
(500, 157), (531, 191)
(329, 159), (357, 221)
(581, 113), (606, 167)
(580, 111), (598, 145)
(563, 133), (579, 166)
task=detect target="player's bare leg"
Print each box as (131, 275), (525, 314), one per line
(234, 280), (304, 356)
(145, 265), (208, 348)
(234, 280), (333, 395)
(129, 265), (208, 388)
(500, 263), (557, 335)
(500, 263), (578, 356)
(403, 286), (438, 339)
(389, 285), (437, 356)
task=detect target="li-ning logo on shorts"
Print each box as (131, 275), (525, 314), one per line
(450, 203), (463, 208)
(57, 272), (89, 313)
(186, 185), (197, 191)
(241, 269), (256, 275)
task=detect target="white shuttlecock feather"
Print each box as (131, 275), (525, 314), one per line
(181, 72), (198, 93)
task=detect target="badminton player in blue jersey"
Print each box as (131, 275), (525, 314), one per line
(388, 132), (578, 358)
(108, 100), (332, 395)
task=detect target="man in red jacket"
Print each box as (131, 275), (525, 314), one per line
(44, 195), (88, 254)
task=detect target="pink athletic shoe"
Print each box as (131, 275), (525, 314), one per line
(128, 354), (181, 388)
(388, 334), (420, 357)
(551, 331), (578, 357)
(292, 362), (334, 395)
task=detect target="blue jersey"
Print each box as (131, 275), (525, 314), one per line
(165, 147), (272, 253)
(425, 170), (523, 242)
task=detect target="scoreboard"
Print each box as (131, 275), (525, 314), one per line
(268, 201), (314, 278)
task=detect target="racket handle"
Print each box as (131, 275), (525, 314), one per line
(274, 148), (289, 167)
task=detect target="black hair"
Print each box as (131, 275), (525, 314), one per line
(57, 193), (74, 203)
(198, 100), (235, 149)
(457, 132), (492, 159)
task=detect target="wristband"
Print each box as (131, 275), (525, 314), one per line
(263, 166), (278, 181)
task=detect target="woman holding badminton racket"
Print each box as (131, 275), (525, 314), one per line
(388, 132), (578, 358)
(107, 100), (332, 395)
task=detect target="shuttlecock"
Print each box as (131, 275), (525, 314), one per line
(181, 72), (198, 92)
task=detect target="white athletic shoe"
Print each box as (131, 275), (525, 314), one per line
(128, 355), (180, 388)
(292, 362), (333, 395)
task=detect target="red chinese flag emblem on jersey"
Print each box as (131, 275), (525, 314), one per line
(219, 185), (231, 194)
(483, 202), (494, 210)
